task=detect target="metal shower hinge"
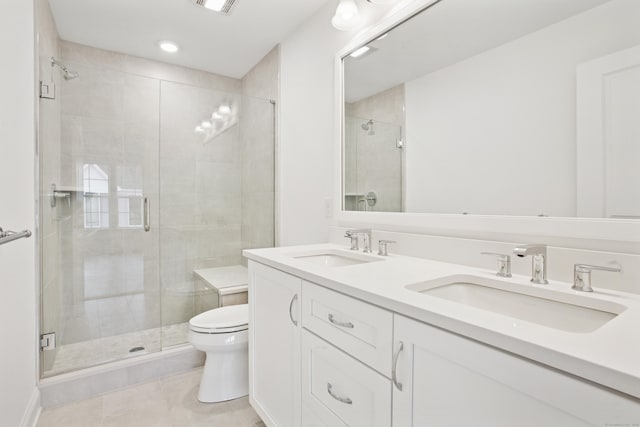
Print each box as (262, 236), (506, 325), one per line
(40, 81), (55, 99)
(40, 332), (56, 351)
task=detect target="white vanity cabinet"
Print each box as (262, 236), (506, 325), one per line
(248, 261), (640, 427)
(392, 314), (640, 427)
(248, 261), (302, 427)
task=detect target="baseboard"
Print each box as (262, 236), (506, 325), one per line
(19, 388), (41, 427)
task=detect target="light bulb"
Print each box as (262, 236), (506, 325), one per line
(201, 120), (212, 129)
(336, 0), (357, 19)
(332, 0), (361, 31)
(218, 104), (231, 115)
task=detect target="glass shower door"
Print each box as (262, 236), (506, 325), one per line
(40, 64), (161, 377)
(40, 60), (276, 375)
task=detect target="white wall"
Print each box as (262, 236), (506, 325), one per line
(278, 0), (399, 245)
(0, 0), (39, 425)
(405, 0), (640, 216)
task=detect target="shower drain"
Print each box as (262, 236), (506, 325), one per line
(129, 346), (145, 353)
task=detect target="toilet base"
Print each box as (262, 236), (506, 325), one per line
(197, 343), (249, 403)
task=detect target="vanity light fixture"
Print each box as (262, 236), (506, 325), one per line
(332, 0), (362, 31)
(350, 46), (371, 58)
(159, 41), (179, 53)
(201, 120), (212, 129)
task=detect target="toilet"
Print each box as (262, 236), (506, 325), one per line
(188, 303), (249, 403)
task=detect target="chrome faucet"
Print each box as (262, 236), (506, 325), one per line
(345, 229), (372, 253)
(513, 244), (548, 284)
(344, 230), (359, 250)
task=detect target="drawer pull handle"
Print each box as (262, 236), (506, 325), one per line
(327, 383), (353, 405)
(328, 313), (354, 329)
(392, 341), (404, 391)
(289, 294), (298, 326)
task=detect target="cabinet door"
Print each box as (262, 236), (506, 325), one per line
(393, 314), (640, 427)
(249, 261), (302, 427)
(301, 330), (391, 427)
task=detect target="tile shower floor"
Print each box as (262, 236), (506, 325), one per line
(37, 367), (265, 427)
(46, 323), (190, 376)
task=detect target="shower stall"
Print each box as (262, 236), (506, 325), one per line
(344, 115), (403, 212)
(38, 49), (275, 378)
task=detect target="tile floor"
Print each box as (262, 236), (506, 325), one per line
(45, 323), (190, 376)
(37, 367), (265, 427)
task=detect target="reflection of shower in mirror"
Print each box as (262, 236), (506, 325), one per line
(361, 119), (375, 135)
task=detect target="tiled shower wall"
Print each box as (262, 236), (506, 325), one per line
(159, 82), (244, 328)
(240, 46), (278, 255)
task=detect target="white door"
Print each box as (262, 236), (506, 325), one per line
(392, 314), (640, 427)
(577, 44), (640, 218)
(248, 261), (302, 427)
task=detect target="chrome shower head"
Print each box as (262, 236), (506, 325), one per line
(63, 70), (79, 80)
(361, 119), (375, 135)
(51, 57), (79, 80)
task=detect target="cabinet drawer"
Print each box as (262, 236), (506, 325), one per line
(301, 330), (391, 427)
(301, 281), (393, 376)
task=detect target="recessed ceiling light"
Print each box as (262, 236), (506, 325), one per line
(350, 46), (370, 58)
(159, 41), (179, 53)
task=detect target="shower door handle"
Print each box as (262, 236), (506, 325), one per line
(143, 197), (150, 232)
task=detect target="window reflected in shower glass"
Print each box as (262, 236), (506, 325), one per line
(83, 163), (110, 228)
(117, 197), (143, 228)
(116, 165), (144, 228)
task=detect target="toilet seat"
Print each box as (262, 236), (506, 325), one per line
(189, 304), (248, 334)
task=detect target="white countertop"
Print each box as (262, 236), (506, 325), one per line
(193, 265), (248, 295)
(244, 243), (640, 400)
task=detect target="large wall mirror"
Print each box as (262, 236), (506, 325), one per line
(342, 0), (640, 219)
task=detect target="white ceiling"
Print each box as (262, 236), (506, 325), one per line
(49, 0), (330, 79)
(345, 0), (612, 102)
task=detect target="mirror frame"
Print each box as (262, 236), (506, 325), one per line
(333, 0), (640, 245)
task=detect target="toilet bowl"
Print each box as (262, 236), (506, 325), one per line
(188, 304), (248, 403)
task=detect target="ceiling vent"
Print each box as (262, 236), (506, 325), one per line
(193, 0), (238, 15)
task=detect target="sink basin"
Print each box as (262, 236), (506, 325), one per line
(407, 275), (625, 333)
(290, 249), (382, 267)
